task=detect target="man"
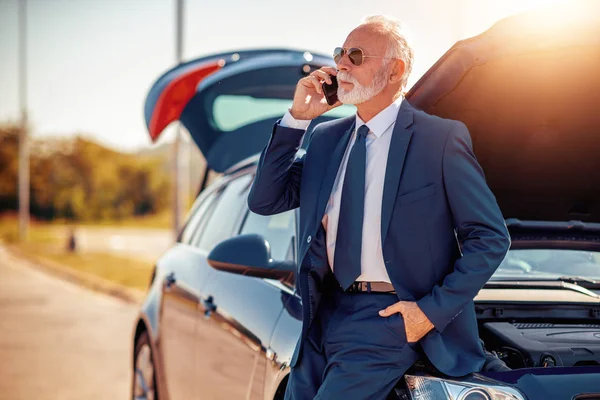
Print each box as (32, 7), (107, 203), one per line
(248, 15), (510, 400)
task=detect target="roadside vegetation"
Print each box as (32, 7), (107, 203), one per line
(0, 122), (191, 291)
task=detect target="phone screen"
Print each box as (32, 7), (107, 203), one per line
(322, 75), (339, 106)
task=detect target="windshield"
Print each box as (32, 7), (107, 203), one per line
(213, 95), (356, 131)
(491, 249), (600, 281)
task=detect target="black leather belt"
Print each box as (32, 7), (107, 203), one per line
(346, 281), (396, 294)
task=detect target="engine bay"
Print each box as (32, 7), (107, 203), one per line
(481, 321), (600, 369)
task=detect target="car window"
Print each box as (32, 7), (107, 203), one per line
(179, 190), (219, 244)
(189, 190), (221, 246)
(240, 210), (296, 262)
(213, 95), (355, 132)
(194, 174), (253, 252)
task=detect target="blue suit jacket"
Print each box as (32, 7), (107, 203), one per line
(247, 100), (510, 377)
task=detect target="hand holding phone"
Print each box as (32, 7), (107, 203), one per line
(289, 67), (340, 120)
(322, 75), (339, 106)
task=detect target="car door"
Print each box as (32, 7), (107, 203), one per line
(235, 208), (297, 400)
(187, 172), (254, 398)
(194, 173), (297, 399)
(157, 187), (220, 400)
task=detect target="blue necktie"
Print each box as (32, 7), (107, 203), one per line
(333, 124), (370, 291)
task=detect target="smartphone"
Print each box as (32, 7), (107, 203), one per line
(322, 75), (338, 106)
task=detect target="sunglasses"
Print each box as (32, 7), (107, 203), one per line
(333, 47), (390, 66)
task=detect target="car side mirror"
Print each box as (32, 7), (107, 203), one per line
(207, 234), (296, 280)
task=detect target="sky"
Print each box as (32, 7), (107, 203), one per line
(0, 0), (566, 152)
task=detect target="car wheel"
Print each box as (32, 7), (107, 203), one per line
(132, 331), (157, 400)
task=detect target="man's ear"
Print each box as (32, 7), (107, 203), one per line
(389, 59), (406, 84)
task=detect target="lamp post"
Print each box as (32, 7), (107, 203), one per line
(172, 0), (184, 239)
(18, 0), (30, 242)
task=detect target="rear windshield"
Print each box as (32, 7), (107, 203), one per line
(213, 95), (356, 132)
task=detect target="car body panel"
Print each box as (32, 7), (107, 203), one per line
(264, 287), (303, 395)
(198, 273), (291, 399)
(475, 288), (600, 303)
(483, 366), (600, 398)
(157, 244), (216, 399)
(406, 0), (600, 224)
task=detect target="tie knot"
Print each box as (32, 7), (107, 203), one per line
(357, 125), (370, 138)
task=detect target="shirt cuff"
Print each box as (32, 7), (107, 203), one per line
(279, 109), (312, 130)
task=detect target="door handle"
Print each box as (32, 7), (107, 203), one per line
(201, 295), (217, 318)
(165, 272), (176, 289)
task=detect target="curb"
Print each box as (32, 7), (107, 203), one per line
(3, 243), (146, 305)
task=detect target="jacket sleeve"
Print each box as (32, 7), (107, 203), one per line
(247, 121), (317, 216)
(417, 121), (511, 333)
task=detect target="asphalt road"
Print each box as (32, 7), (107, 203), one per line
(0, 245), (139, 400)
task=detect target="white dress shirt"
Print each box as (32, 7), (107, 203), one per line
(280, 96), (404, 283)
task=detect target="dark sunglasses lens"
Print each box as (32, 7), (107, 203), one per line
(333, 47), (344, 63)
(348, 48), (363, 66)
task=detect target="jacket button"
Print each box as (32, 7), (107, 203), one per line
(307, 236), (312, 243)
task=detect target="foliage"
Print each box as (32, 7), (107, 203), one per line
(0, 123), (171, 222)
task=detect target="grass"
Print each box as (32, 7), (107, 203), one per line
(49, 210), (173, 230)
(0, 215), (154, 292)
(0, 217), (59, 244)
(0, 210), (173, 233)
(17, 242), (154, 291)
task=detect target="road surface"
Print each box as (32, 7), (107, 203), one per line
(0, 245), (139, 400)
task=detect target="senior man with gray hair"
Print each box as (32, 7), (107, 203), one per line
(248, 15), (510, 399)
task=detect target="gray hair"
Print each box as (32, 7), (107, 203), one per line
(359, 15), (414, 88)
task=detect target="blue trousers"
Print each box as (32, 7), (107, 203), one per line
(284, 288), (422, 400)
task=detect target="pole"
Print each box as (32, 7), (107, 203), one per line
(172, 0), (184, 239)
(18, 0), (29, 242)
(177, 0), (191, 215)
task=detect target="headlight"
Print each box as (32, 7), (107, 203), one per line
(405, 374), (526, 400)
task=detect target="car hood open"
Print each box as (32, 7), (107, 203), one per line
(406, 0), (600, 224)
(144, 49), (352, 173)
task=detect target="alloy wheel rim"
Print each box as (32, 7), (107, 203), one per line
(133, 343), (155, 400)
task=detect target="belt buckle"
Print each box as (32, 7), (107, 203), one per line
(348, 281), (360, 293)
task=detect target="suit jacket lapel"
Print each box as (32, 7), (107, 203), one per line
(314, 119), (355, 227)
(381, 100), (415, 244)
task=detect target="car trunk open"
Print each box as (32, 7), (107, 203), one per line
(144, 49), (354, 179)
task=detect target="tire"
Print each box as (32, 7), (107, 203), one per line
(132, 331), (158, 400)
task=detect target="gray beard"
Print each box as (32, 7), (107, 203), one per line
(337, 64), (389, 105)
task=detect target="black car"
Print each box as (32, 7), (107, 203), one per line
(132, 3), (600, 399)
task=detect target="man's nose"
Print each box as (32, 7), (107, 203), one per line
(336, 54), (352, 71)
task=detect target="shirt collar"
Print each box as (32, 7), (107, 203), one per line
(355, 95), (403, 138)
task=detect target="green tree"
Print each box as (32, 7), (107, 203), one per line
(0, 124), (20, 211)
(0, 122), (171, 222)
